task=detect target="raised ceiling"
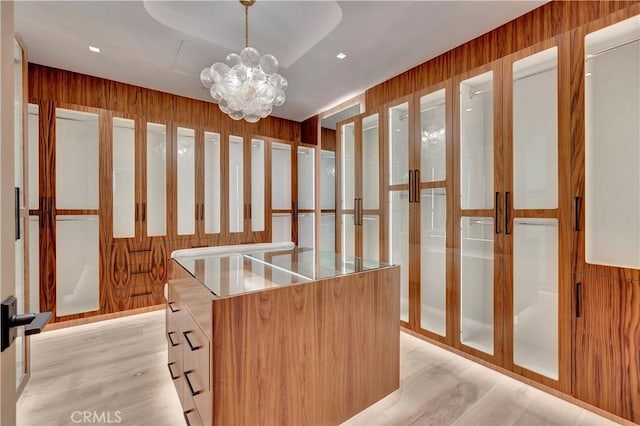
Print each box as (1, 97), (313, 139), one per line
(15, 1), (547, 122)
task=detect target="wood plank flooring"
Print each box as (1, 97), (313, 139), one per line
(17, 310), (616, 426)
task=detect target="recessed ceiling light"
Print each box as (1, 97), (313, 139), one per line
(585, 72), (592, 77)
(336, 52), (347, 60)
(89, 46), (100, 53)
(465, 107), (473, 112)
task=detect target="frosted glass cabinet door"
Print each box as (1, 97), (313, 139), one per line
(298, 147), (315, 210)
(420, 90), (446, 182)
(56, 215), (99, 317)
(320, 150), (335, 210)
(112, 118), (135, 238)
(341, 214), (355, 257)
(320, 214), (335, 252)
(460, 217), (494, 355)
(252, 139), (265, 232)
(204, 132), (221, 234)
(271, 142), (291, 211)
(513, 48), (558, 209)
(585, 16), (640, 269)
(389, 103), (410, 185)
(146, 123), (167, 237)
(362, 114), (379, 209)
(421, 188), (447, 336)
(460, 72), (494, 210)
(298, 213), (315, 248)
(341, 122), (355, 210)
(229, 135), (244, 233)
(272, 214), (292, 243)
(390, 191), (409, 322)
(56, 109), (99, 209)
(362, 215), (379, 261)
(177, 127), (195, 235)
(513, 219), (559, 379)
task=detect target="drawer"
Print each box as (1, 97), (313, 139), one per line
(108, 284), (165, 312)
(183, 406), (204, 426)
(182, 314), (211, 425)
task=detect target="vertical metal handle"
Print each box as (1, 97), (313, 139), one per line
(494, 192), (501, 234)
(182, 330), (201, 351)
(574, 196), (581, 231)
(576, 282), (582, 318)
(167, 331), (179, 347)
(15, 187), (20, 241)
(135, 203), (139, 221)
(414, 170), (420, 204)
(142, 203), (146, 221)
(201, 203), (205, 221)
(504, 191), (511, 235)
(49, 197), (54, 225)
(408, 170), (414, 203)
(358, 199), (363, 225)
(39, 197), (44, 228)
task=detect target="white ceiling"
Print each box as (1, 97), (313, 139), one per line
(15, 1), (547, 122)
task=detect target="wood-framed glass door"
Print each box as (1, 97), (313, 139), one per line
(384, 95), (413, 325)
(502, 36), (572, 391)
(336, 117), (358, 257)
(412, 81), (454, 344)
(198, 128), (223, 245)
(297, 144), (316, 249)
(267, 137), (293, 244)
(453, 61), (504, 365)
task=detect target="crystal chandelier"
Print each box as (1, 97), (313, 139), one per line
(200, 0), (287, 123)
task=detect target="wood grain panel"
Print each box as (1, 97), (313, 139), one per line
(574, 273), (626, 419)
(28, 64), (301, 143)
(301, 114), (319, 146)
(320, 126), (337, 152)
(191, 266), (401, 426)
(362, 1), (638, 111)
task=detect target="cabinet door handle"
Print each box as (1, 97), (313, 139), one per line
(168, 302), (179, 313)
(201, 203), (205, 221)
(358, 199), (363, 225)
(39, 197), (44, 228)
(414, 170), (420, 204)
(574, 196), (581, 231)
(167, 331), (179, 347)
(142, 203), (146, 221)
(15, 188), (20, 241)
(575, 282), (582, 318)
(167, 362), (179, 380)
(494, 192), (501, 234)
(182, 330), (201, 351)
(248, 203), (252, 220)
(504, 191), (511, 235)
(408, 170), (414, 203)
(135, 203), (139, 221)
(184, 370), (201, 396)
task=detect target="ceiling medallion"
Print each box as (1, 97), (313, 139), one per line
(200, 0), (287, 123)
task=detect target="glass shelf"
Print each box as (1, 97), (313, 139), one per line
(174, 248), (390, 298)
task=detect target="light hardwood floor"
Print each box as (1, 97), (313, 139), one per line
(17, 310), (616, 426)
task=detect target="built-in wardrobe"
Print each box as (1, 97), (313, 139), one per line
(26, 65), (312, 323)
(334, 5), (639, 423)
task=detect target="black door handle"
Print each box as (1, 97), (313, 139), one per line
(15, 187), (20, 241)
(576, 282), (582, 318)
(168, 302), (179, 313)
(408, 170), (414, 203)
(494, 192), (500, 234)
(574, 196), (581, 231)
(504, 191), (511, 235)
(1, 296), (52, 352)
(414, 170), (420, 204)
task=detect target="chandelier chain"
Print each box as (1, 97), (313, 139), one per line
(244, 5), (249, 48)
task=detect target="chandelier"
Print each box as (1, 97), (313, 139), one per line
(200, 0), (287, 123)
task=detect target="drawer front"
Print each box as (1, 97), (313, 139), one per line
(182, 315), (211, 425)
(183, 406), (204, 426)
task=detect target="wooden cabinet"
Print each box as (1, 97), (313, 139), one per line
(336, 110), (383, 262)
(574, 273), (640, 423)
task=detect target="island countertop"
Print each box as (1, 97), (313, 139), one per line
(172, 246), (391, 299)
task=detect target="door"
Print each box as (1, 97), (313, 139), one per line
(336, 112), (383, 261)
(412, 82), (454, 344)
(1, 2), (18, 422)
(503, 37), (572, 391)
(453, 61), (504, 364)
